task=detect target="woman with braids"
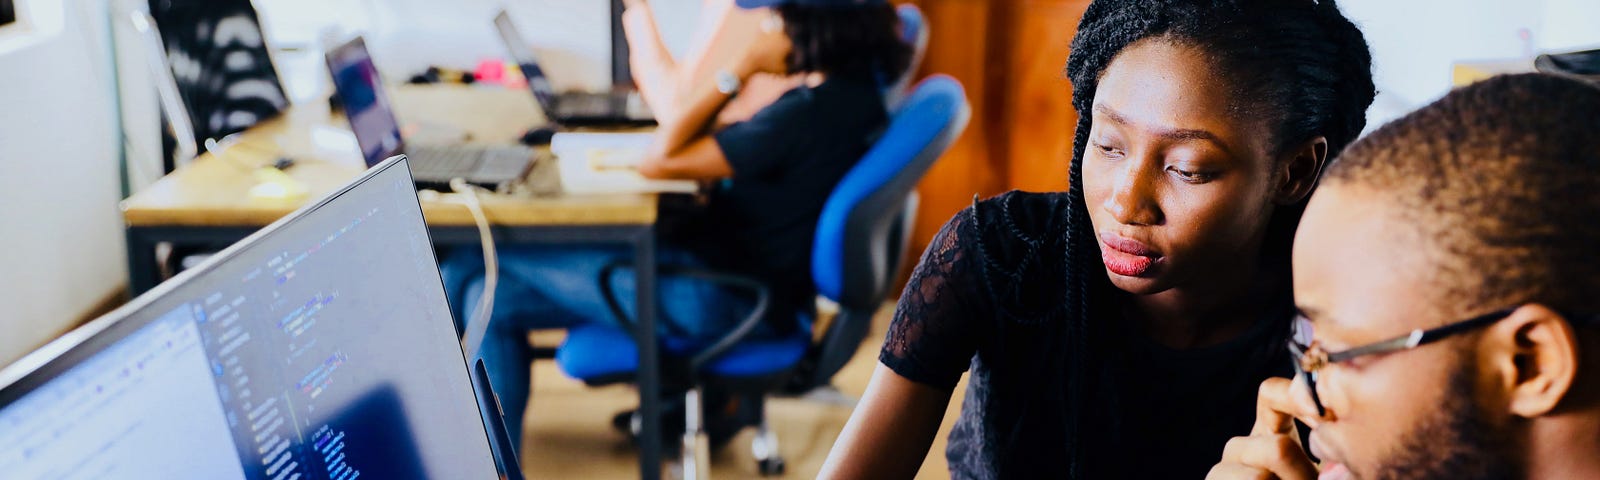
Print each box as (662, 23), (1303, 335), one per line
(820, 0), (1375, 478)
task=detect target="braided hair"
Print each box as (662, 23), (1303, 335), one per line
(1048, 0), (1375, 475)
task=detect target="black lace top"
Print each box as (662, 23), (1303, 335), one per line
(881, 191), (1294, 479)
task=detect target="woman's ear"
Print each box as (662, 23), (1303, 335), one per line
(1275, 136), (1328, 205)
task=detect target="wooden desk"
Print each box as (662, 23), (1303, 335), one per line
(119, 84), (670, 479)
(1453, 58), (1536, 86)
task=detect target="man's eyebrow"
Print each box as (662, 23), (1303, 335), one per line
(1091, 104), (1232, 153)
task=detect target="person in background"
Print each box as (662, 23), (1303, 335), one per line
(620, 0), (799, 126)
(441, 0), (910, 449)
(821, 0), (1375, 477)
(1209, 74), (1600, 480)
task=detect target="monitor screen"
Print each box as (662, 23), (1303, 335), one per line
(0, 158), (500, 480)
(326, 37), (403, 167)
(492, 11), (558, 110)
(610, 0), (633, 89)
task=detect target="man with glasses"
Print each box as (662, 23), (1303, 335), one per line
(1208, 73), (1600, 480)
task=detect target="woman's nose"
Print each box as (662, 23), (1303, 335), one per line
(1102, 160), (1162, 226)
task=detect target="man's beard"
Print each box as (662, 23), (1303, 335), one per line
(1373, 362), (1523, 480)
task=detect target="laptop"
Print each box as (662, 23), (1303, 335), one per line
(327, 37), (537, 190)
(493, 10), (656, 127)
(0, 156), (521, 480)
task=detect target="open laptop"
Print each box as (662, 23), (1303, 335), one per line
(493, 10), (655, 127)
(0, 156), (521, 480)
(327, 37), (537, 190)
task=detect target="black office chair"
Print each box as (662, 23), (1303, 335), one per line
(147, 0), (288, 172)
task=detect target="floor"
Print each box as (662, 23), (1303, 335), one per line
(515, 303), (968, 479)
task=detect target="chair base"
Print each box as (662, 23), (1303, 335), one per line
(679, 388), (787, 479)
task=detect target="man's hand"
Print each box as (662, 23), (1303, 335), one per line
(1206, 377), (1319, 480)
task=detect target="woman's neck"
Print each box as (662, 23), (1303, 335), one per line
(1122, 254), (1284, 350)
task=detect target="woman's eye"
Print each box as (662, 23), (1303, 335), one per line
(1168, 166), (1215, 183)
(1093, 142), (1123, 158)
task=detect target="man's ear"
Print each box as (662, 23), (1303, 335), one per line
(1275, 136), (1328, 205)
(1487, 304), (1581, 418)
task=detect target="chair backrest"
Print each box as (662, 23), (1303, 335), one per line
(799, 75), (968, 389)
(883, 4), (929, 110)
(147, 0), (288, 168)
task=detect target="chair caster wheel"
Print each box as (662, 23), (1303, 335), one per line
(758, 458), (785, 476)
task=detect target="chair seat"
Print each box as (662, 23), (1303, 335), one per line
(555, 324), (811, 381)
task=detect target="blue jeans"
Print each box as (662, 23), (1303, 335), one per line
(439, 244), (766, 446)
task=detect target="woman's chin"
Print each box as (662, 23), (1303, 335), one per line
(1103, 268), (1171, 295)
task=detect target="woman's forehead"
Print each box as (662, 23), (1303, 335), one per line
(1091, 39), (1273, 155)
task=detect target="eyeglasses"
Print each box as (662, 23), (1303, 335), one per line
(1287, 308), (1517, 417)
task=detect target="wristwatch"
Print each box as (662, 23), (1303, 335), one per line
(715, 69), (742, 95)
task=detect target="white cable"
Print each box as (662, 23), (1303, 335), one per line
(449, 178), (499, 362)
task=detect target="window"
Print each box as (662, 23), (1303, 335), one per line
(0, 0), (14, 27)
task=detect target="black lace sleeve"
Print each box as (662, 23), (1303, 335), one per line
(878, 208), (991, 390)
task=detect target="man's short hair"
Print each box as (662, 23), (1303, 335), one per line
(1323, 73), (1600, 315)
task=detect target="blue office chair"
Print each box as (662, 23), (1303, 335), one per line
(554, 75), (970, 478)
(885, 4), (929, 110)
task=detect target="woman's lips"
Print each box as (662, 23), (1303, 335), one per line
(1098, 232), (1161, 277)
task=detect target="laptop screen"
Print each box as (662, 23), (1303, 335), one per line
(0, 158), (500, 480)
(492, 11), (559, 111)
(327, 37), (403, 167)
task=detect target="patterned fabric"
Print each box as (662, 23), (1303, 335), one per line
(149, 0), (287, 167)
(880, 190), (1295, 478)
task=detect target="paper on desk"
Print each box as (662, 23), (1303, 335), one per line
(551, 132), (698, 194)
(551, 132), (655, 151)
(551, 132), (653, 169)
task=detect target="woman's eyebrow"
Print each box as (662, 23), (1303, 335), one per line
(1092, 104), (1233, 154)
(1295, 305), (1325, 324)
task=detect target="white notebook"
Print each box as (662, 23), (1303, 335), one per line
(550, 132), (698, 194)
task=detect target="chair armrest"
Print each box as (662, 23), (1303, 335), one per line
(597, 260), (773, 373)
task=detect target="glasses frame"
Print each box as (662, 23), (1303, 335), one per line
(1287, 308), (1517, 417)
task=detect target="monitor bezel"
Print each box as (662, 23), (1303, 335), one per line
(0, 156), (473, 439)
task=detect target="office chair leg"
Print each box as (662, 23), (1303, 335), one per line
(752, 420), (784, 476)
(682, 388), (712, 480)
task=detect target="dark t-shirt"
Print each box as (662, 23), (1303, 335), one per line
(667, 75), (886, 320)
(881, 190), (1294, 479)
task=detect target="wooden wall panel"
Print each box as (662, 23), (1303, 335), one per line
(896, 0), (1090, 284)
(1000, 0), (1085, 193)
(904, 0), (1006, 254)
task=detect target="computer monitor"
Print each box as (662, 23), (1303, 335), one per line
(325, 37), (403, 167)
(610, 0), (633, 89)
(492, 12), (559, 113)
(0, 157), (502, 480)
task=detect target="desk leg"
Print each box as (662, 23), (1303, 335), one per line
(126, 228), (160, 296)
(634, 228), (662, 480)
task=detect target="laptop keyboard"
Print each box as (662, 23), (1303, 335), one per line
(559, 93), (617, 116)
(469, 148), (539, 183)
(410, 145), (482, 177)
(409, 145), (536, 185)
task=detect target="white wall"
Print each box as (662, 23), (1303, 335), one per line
(1340, 0), (1600, 130)
(0, 0), (128, 366)
(254, 0), (704, 100)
